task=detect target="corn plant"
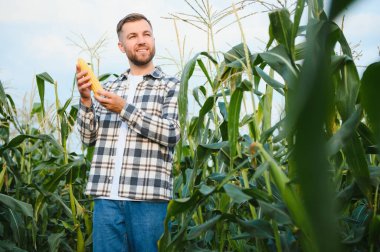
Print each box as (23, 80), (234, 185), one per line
(159, 0), (380, 251)
(0, 30), (117, 251)
(0, 74), (92, 251)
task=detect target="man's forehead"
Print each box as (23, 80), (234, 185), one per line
(122, 20), (152, 33)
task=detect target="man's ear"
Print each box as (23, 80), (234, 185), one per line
(118, 41), (125, 53)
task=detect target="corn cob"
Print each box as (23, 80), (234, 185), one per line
(77, 58), (104, 94)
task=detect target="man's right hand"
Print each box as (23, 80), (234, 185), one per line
(76, 64), (92, 107)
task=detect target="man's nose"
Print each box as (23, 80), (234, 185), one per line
(137, 35), (146, 45)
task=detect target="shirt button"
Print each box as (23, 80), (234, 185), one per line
(108, 176), (113, 182)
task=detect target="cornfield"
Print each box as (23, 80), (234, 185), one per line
(1, 0), (380, 251)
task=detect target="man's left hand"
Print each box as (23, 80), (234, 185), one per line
(95, 90), (127, 114)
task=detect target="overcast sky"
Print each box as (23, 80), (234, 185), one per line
(1, 0), (379, 109)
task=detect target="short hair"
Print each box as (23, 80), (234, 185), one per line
(116, 13), (152, 38)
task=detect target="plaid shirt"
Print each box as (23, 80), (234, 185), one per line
(77, 67), (180, 200)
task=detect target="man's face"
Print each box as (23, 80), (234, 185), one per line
(118, 19), (155, 66)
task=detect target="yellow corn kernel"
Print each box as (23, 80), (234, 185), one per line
(77, 58), (104, 94)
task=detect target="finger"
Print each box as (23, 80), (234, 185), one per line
(94, 94), (110, 104)
(76, 70), (88, 80)
(78, 82), (91, 91)
(78, 75), (91, 85)
(96, 89), (108, 97)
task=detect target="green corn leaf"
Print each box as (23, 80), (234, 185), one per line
(259, 200), (292, 225)
(0, 164), (6, 190)
(0, 134), (64, 155)
(326, 108), (361, 156)
(57, 98), (72, 116)
(335, 60), (361, 120)
(0, 193), (33, 218)
(218, 102), (228, 121)
(0, 240), (28, 252)
(290, 18), (341, 251)
(50, 193), (72, 217)
(331, 55), (352, 74)
(360, 62), (380, 145)
(31, 102), (43, 117)
(197, 59), (213, 88)
(228, 87), (243, 166)
(292, 0), (306, 44)
(294, 42), (307, 60)
(166, 192), (201, 219)
(198, 96), (214, 119)
(259, 45), (298, 87)
(187, 214), (222, 240)
(223, 183), (251, 204)
(32, 157), (58, 172)
(192, 96), (215, 142)
(48, 232), (65, 252)
(237, 79), (253, 92)
(36, 72), (54, 84)
(60, 115), (68, 145)
(255, 142), (315, 249)
(200, 141), (228, 150)
(269, 9), (293, 56)
(179, 53), (199, 141)
(159, 191), (202, 251)
(34, 158), (85, 221)
(357, 123), (376, 150)
(36, 72), (54, 117)
(98, 73), (119, 82)
(180, 52), (218, 141)
(5, 94), (18, 120)
(254, 66), (285, 91)
(242, 186), (272, 203)
(343, 135), (372, 200)
(224, 43), (249, 68)
(0, 82), (7, 104)
(199, 184), (215, 196)
(262, 71), (274, 133)
(68, 105), (79, 129)
(308, 0), (325, 19)
(235, 218), (274, 239)
(193, 86), (207, 108)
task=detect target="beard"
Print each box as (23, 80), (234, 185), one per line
(127, 46), (156, 66)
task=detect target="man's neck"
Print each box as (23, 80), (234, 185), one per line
(129, 62), (154, 76)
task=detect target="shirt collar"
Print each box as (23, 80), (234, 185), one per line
(120, 66), (164, 81)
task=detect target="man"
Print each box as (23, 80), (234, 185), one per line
(76, 13), (180, 252)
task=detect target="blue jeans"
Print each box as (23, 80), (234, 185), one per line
(93, 199), (168, 252)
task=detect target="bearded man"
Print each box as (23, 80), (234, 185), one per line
(76, 13), (180, 252)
